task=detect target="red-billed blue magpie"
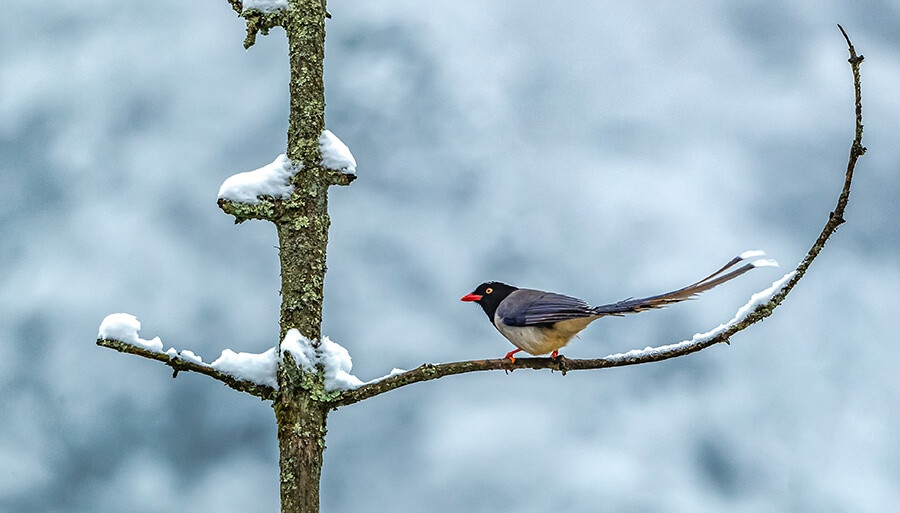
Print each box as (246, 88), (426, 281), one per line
(461, 251), (777, 361)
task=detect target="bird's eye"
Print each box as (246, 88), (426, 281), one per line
(485, 287), (493, 294)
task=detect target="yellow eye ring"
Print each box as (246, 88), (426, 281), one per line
(485, 287), (493, 294)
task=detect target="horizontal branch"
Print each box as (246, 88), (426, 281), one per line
(218, 197), (281, 223)
(218, 172), (355, 224)
(329, 272), (793, 408)
(329, 26), (866, 409)
(97, 338), (276, 400)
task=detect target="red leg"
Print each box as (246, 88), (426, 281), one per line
(550, 350), (559, 359)
(504, 349), (522, 362)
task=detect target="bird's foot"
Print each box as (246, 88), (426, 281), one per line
(504, 349), (522, 362)
(550, 350), (559, 359)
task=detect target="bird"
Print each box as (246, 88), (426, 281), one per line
(461, 251), (777, 361)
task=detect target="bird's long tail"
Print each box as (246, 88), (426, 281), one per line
(592, 250), (778, 316)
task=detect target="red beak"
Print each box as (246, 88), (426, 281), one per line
(460, 293), (482, 302)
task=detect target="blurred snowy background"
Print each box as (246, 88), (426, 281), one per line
(2, 1), (899, 512)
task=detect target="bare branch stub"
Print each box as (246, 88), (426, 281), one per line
(226, 0), (243, 15)
(231, 4), (288, 49)
(329, 27), (867, 410)
(327, 170), (357, 187)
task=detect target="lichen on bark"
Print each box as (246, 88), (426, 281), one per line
(221, 1), (336, 511)
(270, 1), (334, 512)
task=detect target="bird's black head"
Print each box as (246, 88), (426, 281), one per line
(461, 281), (519, 321)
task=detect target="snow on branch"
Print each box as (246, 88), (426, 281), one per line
(217, 154), (307, 223)
(318, 130), (357, 175)
(601, 271), (795, 364)
(96, 317), (405, 400)
(97, 314), (277, 400)
(281, 329), (406, 391)
(216, 138), (356, 222)
(218, 154), (299, 205)
(99, 313), (163, 352)
(242, 0), (289, 13)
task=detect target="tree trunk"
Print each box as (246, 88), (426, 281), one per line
(276, 1), (330, 512)
(275, 358), (329, 513)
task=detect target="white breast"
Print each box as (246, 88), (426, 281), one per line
(493, 314), (596, 355)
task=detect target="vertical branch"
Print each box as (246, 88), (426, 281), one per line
(277, 0), (330, 343)
(276, 1), (331, 513)
(286, 0), (327, 162)
(275, 356), (330, 513)
(276, 204), (330, 343)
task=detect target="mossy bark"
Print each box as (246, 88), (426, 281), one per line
(274, 1), (331, 512)
(276, 196), (330, 342)
(275, 354), (329, 513)
(285, 0), (327, 161)
(277, 0), (330, 340)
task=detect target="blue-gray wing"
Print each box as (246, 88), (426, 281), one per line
(497, 289), (597, 327)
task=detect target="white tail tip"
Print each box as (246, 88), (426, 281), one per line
(751, 258), (779, 268)
(740, 250), (767, 260)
